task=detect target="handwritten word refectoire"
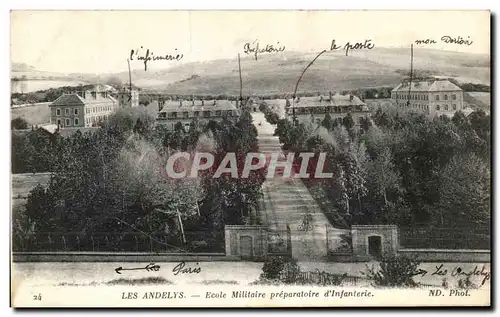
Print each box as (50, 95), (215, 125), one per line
(130, 46), (184, 71)
(329, 39), (375, 56)
(243, 40), (286, 60)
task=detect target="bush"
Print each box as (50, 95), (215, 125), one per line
(260, 256), (286, 280)
(11, 117), (28, 130)
(362, 253), (420, 288)
(280, 259), (301, 284)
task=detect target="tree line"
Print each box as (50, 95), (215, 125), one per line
(270, 107), (490, 236)
(12, 108), (265, 252)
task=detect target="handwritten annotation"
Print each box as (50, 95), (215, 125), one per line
(414, 264), (490, 286)
(130, 46), (184, 71)
(172, 261), (201, 275)
(415, 36), (473, 46)
(329, 39), (375, 56)
(243, 40), (286, 60)
(115, 262), (160, 274)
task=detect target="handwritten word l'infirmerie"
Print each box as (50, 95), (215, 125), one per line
(330, 39), (375, 56)
(243, 40), (286, 60)
(130, 46), (184, 71)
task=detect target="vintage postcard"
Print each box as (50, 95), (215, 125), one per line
(10, 10), (491, 307)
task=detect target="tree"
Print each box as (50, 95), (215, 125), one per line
(11, 117), (28, 130)
(105, 76), (123, 88)
(437, 153), (490, 227)
(321, 113), (334, 131)
(368, 147), (402, 207)
(342, 113), (355, 132)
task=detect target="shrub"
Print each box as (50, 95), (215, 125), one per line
(280, 259), (301, 284)
(362, 253), (420, 288)
(260, 256), (286, 280)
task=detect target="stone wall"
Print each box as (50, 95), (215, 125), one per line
(12, 252), (235, 262)
(351, 225), (399, 261)
(225, 225), (269, 260)
(398, 249), (490, 263)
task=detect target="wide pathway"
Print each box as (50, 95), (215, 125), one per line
(252, 112), (348, 261)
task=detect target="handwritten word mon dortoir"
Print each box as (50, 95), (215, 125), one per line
(130, 46), (184, 71)
(330, 39), (375, 56)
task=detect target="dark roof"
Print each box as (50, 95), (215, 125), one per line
(50, 94), (85, 106)
(293, 94), (367, 108)
(56, 127), (99, 138)
(159, 100), (239, 113)
(392, 79), (462, 92)
(50, 93), (117, 107)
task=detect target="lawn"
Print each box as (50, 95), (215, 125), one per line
(11, 173), (51, 209)
(11, 104), (51, 125)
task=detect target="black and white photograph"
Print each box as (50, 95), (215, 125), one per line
(9, 10), (491, 307)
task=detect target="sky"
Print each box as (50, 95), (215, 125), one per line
(10, 10), (490, 74)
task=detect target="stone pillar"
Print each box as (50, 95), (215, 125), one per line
(225, 227), (232, 256)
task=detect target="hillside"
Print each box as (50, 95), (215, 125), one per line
(11, 48), (490, 95)
(128, 47), (490, 95)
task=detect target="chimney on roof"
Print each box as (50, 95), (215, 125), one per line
(319, 96), (323, 103)
(201, 100), (204, 106)
(213, 100), (217, 106)
(192, 99), (195, 106)
(349, 94), (354, 102)
(329, 91), (333, 101)
(180, 99), (183, 107)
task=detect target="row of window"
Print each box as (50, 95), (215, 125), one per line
(85, 105), (113, 114)
(85, 115), (109, 125)
(436, 94), (457, 101)
(394, 94), (429, 101)
(436, 104), (458, 111)
(159, 110), (237, 119)
(286, 105), (367, 115)
(393, 93), (458, 101)
(56, 118), (79, 126)
(399, 103), (430, 112)
(56, 108), (79, 116)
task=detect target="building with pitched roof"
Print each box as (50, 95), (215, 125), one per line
(156, 98), (240, 130)
(285, 92), (371, 124)
(391, 78), (465, 117)
(116, 86), (140, 108)
(49, 85), (118, 128)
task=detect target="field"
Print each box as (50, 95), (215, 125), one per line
(11, 103), (51, 125)
(11, 173), (51, 209)
(132, 47), (490, 95)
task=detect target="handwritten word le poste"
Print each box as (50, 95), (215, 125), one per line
(329, 39), (375, 56)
